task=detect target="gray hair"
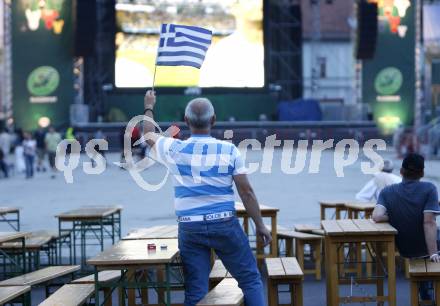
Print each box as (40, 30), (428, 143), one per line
(184, 98), (215, 129)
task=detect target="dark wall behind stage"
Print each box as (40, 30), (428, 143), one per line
(105, 92), (277, 122)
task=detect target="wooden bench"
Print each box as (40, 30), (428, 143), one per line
(209, 260), (231, 289)
(0, 265), (80, 297)
(265, 257), (303, 306)
(277, 230), (322, 280)
(71, 270), (121, 306)
(408, 258), (440, 305)
(197, 278), (244, 306)
(38, 284), (95, 306)
(0, 285), (31, 305)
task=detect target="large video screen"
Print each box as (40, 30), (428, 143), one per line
(115, 0), (264, 88)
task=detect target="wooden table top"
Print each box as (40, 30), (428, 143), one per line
(56, 206), (122, 220)
(321, 219), (397, 236)
(235, 202), (279, 213)
(1, 231), (54, 249)
(0, 232), (27, 244)
(0, 207), (20, 215)
(409, 259), (440, 276)
(123, 225), (178, 240)
(344, 202), (376, 210)
(318, 200), (348, 207)
(87, 239), (179, 266)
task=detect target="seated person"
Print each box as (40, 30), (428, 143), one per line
(372, 153), (440, 300)
(356, 159), (401, 202)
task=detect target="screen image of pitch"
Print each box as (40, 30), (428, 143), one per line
(115, 0), (264, 88)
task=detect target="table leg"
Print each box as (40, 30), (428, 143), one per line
(286, 238), (294, 257)
(140, 270), (148, 305)
(267, 279), (277, 306)
(294, 282), (303, 306)
(386, 241), (396, 306)
(375, 242), (384, 306)
(335, 207), (341, 220)
(320, 206), (326, 221)
(327, 238), (339, 306)
(313, 240), (322, 280)
(295, 240), (305, 273)
(158, 266), (165, 304)
(165, 264), (172, 306)
(94, 267), (100, 306)
(435, 281), (440, 306)
(271, 215), (277, 257)
(126, 269), (136, 306)
(410, 280), (418, 306)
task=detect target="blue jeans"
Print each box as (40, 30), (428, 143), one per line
(24, 154), (34, 178)
(178, 217), (266, 306)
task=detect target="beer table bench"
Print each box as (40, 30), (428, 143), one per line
(276, 229), (322, 280)
(265, 257), (303, 306)
(344, 202), (376, 219)
(0, 285), (31, 306)
(209, 259), (231, 289)
(88, 238), (183, 306)
(197, 278), (243, 306)
(319, 200), (347, 221)
(0, 232), (27, 277)
(408, 258), (440, 306)
(123, 225), (178, 240)
(56, 206), (122, 269)
(322, 219), (397, 306)
(0, 207), (20, 231)
(235, 202), (279, 261)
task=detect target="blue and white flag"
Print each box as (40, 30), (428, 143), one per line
(156, 24), (213, 69)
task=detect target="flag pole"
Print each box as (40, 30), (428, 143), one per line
(152, 64), (158, 93)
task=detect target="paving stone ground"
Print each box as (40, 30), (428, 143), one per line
(1, 149), (439, 305)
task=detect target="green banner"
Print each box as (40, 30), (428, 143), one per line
(362, 0), (415, 134)
(12, 0), (73, 131)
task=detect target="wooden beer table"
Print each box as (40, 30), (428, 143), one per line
(122, 225), (178, 240)
(0, 208), (20, 231)
(0, 232), (27, 277)
(345, 202), (376, 219)
(56, 206), (122, 269)
(322, 219), (397, 306)
(235, 202), (279, 260)
(88, 238), (182, 306)
(319, 200), (347, 221)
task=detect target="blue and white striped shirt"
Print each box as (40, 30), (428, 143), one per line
(154, 135), (246, 216)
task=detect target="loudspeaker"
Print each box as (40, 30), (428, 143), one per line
(355, 1), (378, 60)
(74, 0), (97, 56)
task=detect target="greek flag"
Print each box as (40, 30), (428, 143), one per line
(156, 24), (212, 69)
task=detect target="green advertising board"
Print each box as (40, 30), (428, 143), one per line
(362, 0), (415, 134)
(12, 0), (73, 131)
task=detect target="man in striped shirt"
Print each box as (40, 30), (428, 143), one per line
(143, 90), (271, 306)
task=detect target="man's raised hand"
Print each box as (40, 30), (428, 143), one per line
(144, 90), (156, 109)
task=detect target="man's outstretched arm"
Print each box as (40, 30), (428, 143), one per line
(233, 174), (272, 246)
(424, 212), (440, 262)
(372, 205), (389, 223)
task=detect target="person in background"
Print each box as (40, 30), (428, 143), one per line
(0, 128), (11, 160)
(0, 128), (11, 177)
(372, 153), (440, 300)
(356, 159), (401, 202)
(92, 129), (107, 167)
(45, 126), (61, 179)
(0, 149), (8, 178)
(22, 132), (36, 179)
(34, 127), (47, 172)
(14, 128), (25, 174)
